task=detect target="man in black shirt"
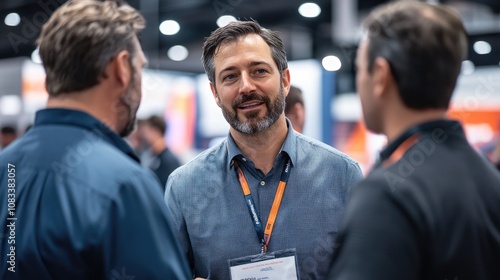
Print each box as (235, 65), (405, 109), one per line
(142, 115), (181, 189)
(328, 1), (500, 279)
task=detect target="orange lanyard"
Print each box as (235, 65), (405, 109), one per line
(233, 158), (292, 253)
(382, 133), (421, 168)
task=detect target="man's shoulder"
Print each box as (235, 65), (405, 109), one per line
(166, 141), (227, 191)
(3, 127), (157, 196)
(175, 140), (227, 171)
(65, 132), (143, 175)
(360, 156), (444, 206)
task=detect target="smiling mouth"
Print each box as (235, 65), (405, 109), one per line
(238, 101), (264, 110)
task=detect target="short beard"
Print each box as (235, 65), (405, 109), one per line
(219, 83), (285, 134)
(118, 72), (140, 137)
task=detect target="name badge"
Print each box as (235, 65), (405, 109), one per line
(228, 248), (299, 280)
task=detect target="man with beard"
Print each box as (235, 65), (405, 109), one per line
(165, 20), (363, 280)
(0, 1), (190, 279)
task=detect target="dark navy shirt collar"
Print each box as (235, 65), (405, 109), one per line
(379, 119), (463, 163)
(34, 108), (140, 162)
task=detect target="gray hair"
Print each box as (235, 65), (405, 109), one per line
(37, 0), (145, 96)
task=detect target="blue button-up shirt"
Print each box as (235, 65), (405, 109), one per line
(0, 108), (190, 280)
(165, 120), (363, 280)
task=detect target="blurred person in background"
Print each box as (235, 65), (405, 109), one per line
(165, 20), (363, 280)
(494, 138), (500, 171)
(126, 118), (154, 164)
(0, 1), (190, 279)
(141, 115), (181, 190)
(328, 2), (500, 279)
(0, 125), (17, 151)
(284, 85), (305, 134)
(125, 119), (144, 153)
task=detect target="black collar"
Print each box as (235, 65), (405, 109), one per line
(379, 119), (462, 163)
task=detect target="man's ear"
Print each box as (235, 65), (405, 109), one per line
(372, 57), (392, 99)
(112, 50), (132, 89)
(210, 82), (221, 107)
(282, 68), (291, 97)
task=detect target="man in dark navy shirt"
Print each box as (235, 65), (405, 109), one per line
(328, 1), (500, 279)
(0, 1), (190, 279)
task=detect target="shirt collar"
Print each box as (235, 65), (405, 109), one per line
(379, 119), (463, 163)
(226, 118), (297, 169)
(34, 108), (140, 162)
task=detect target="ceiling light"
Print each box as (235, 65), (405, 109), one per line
(0, 95), (22, 115)
(217, 15), (237, 27)
(322, 55), (341, 71)
(168, 45), (189, 61)
(473, 41), (491, 55)
(159, 20), (180, 35)
(461, 60), (475, 75)
(31, 48), (42, 64)
(4, 13), (20, 26)
(298, 3), (321, 18)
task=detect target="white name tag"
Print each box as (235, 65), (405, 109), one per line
(228, 248), (299, 280)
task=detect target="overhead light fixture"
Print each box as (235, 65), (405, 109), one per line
(168, 45), (189, 61)
(0, 95), (22, 116)
(298, 3), (321, 18)
(473, 41), (491, 55)
(217, 15), (237, 27)
(322, 55), (341, 71)
(461, 60), (475, 75)
(31, 48), (42, 64)
(159, 20), (180, 35)
(4, 13), (20, 26)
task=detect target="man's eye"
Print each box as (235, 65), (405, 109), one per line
(224, 74), (236, 81)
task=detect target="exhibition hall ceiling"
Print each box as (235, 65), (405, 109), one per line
(0, 0), (498, 75)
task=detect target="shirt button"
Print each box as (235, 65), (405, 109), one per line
(260, 181), (265, 186)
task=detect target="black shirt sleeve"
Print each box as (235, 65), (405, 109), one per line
(327, 178), (422, 279)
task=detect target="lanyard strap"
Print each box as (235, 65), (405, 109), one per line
(233, 158), (292, 253)
(379, 120), (455, 165)
(382, 133), (421, 168)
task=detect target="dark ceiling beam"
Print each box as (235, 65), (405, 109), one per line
(139, 0), (160, 68)
(0, 0), (39, 10)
